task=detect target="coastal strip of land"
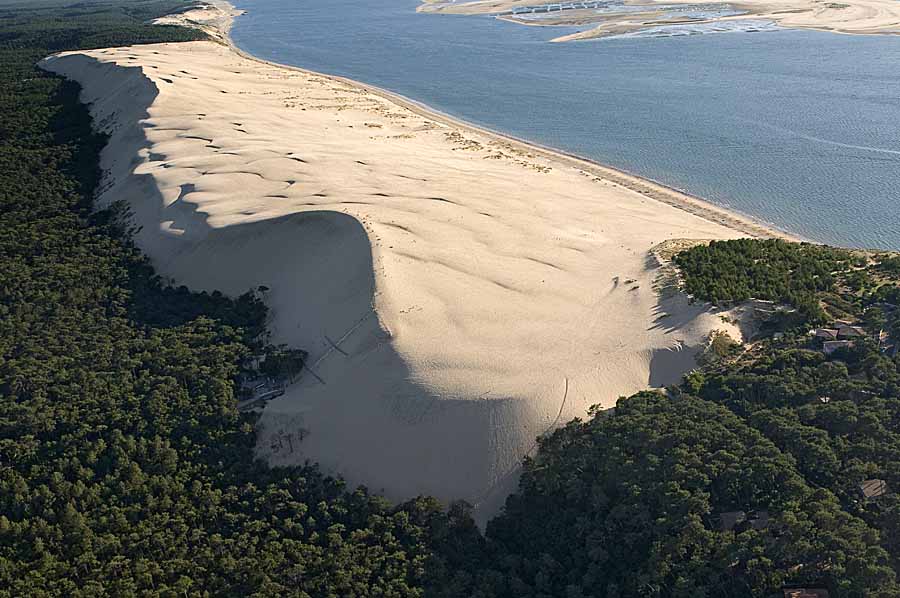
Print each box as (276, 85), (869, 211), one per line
(41, 1), (786, 520)
(188, 1), (791, 240)
(419, 0), (900, 41)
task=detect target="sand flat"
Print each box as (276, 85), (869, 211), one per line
(42, 33), (766, 519)
(420, 0), (900, 39)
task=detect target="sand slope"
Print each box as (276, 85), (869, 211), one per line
(42, 40), (751, 519)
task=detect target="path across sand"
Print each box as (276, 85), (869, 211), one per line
(42, 21), (775, 518)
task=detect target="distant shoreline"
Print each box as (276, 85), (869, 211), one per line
(211, 0), (797, 242)
(418, 0), (900, 42)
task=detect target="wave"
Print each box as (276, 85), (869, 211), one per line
(604, 19), (780, 39)
(747, 120), (900, 157)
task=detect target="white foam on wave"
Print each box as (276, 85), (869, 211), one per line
(604, 19), (780, 38)
(664, 7), (746, 19)
(746, 119), (900, 156)
(512, 4), (660, 21)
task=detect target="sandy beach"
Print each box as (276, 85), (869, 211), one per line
(419, 0), (900, 41)
(40, 2), (787, 519)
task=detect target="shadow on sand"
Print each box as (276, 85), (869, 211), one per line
(43, 51), (532, 526)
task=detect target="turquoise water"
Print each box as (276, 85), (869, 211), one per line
(231, 0), (900, 249)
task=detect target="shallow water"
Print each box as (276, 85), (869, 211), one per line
(232, 0), (900, 249)
(605, 19), (780, 38)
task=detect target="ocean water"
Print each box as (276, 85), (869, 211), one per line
(231, 0), (900, 249)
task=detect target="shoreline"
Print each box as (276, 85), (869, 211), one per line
(209, 0), (797, 243)
(41, 1), (799, 518)
(418, 0), (900, 41)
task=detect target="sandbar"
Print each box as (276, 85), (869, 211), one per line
(419, 0), (900, 41)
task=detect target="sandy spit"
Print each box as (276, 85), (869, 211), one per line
(40, 2), (783, 520)
(420, 0), (900, 40)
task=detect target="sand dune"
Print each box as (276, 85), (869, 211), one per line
(41, 36), (764, 520)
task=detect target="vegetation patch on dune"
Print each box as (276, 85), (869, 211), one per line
(676, 238), (900, 328)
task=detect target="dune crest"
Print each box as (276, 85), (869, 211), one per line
(42, 40), (751, 519)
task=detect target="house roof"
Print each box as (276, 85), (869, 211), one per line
(860, 479), (888, 499)
(719, 510), (769, 532)
(814, 329), (839, 339)
(838, 325), (866, 338)
(720, 511), (745, 531)
(783, 588), (829, 598)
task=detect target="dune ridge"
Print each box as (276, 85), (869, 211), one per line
(42, 18), (773, 518)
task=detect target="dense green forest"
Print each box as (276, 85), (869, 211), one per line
(444, 394), (897, 597)
(3, 2), (900, 596)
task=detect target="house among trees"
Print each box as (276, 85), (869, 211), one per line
(237, 374), (286, 410)
(812, 324), (867, 354)
(812, 328), (839, 341)
(812, 325), (866, 345)
(860, 479), (888, 500)
(783, 587), (829, 598)
(238, 374), (284, 395)
(234, 345), (307, 412)
(878, 329), (896, 355)
(239, 353), (266, 371)
(837, 325), (866, 339)
(719, 510), (770, 533)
